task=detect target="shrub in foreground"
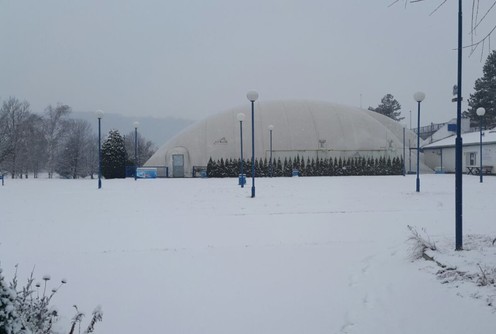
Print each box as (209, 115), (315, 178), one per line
(0, 265), (102, 334)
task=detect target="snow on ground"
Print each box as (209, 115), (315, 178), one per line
(1, 174), (496, 333)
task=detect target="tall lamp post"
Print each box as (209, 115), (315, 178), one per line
(413, 92), (425, 193)
(455, 0), (463, 251)
(237, 113), (245, 187)
(268, 125), (274, 177)
(133, 121), (139, 181)
(96, 110), (104, 189)
(247, 90), (259, 198)
(476, 107), (486, 183)
(402, 127), (406, 176)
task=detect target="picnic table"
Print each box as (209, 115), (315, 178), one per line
(466, 166), (493, 175)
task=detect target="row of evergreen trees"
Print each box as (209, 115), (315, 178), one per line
(207, 156), (404, 177)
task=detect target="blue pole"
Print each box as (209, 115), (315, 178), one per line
(440, 149), (443, 172)
(455, 0), (463, 250)
(98, 117), (102, 189)
(479, 117), (483, 183)
(403, 127), (406, 176)
(416, 101), (421, 192)
(269, 129), (273, 177)
(251, 101), (255, 198)
(240, 120), (244, 188)
(409, 139), (412, 173)
(134, 127), (138, 181)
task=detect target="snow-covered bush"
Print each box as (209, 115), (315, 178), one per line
(476, 264), (496, 287)
(68, 305), (103, 334)
(9, 270), (61, 333)
(0, 268), (23, 334)
(407, 225), (437, 260)
(0, 265), (102, 334)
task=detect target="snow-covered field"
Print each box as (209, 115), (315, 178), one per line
(1, 174), (496, 333)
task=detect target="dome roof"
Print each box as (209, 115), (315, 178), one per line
(145, 100), (421, 177)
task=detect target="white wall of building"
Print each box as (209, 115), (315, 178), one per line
(423, 130), (496, 173)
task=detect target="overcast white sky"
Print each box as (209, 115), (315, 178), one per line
(1, 0), (494, 127)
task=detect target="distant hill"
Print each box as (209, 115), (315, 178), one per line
(70, 111), (194, 148)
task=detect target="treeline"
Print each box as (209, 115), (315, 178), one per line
(0, 96), (155, 179)
(207, 156), (404, 177)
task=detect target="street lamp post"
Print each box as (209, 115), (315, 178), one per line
(96, 110), (104, 189)
(455, 0), (463, 251)
(237, 113), (245, 187)
(402, 127), (406, 176)
(268, 125), (274, 177)
(413, 92), (425, 192)
(247, 90), (259, 198)
(476, 107), (486, 183)
(133, 121), (139, 181)
(408, 139), (412, 173)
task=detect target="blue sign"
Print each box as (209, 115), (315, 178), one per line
(447, 124), (457, 132)
(136, 168), (157, 178)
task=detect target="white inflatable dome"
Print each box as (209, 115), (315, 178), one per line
(145, 100), (422, 177)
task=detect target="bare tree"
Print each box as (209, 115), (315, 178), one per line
(17, 113), (46, 178)
(0, 105), (11, 168)
(123, 131), (157, 167)
(86, 133), (99, 179)
(0, 97), (32, 178)
(43, 104), (71, 178)
(55, 119), (94, 179)
(390, 0), (496, 58)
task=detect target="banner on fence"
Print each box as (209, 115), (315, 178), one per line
(136, 168), (157, 178)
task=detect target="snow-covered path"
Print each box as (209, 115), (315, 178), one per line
(1, 175), (495, 333)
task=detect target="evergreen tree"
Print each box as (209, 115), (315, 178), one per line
(349, 157), (355, 175)
(255, 158), (264, 177)
(466, 50), (496, 128)
(368, 94), (403, 121)
(0, 268), (22, 334)
(367, 157), (374, 175)
(227, 158), (237, 177)
(207, 157), (218, 177)
(245, 159), (252, 177)
(242, 159), (249, 177)
(314, 158), (320, 176)
(331, 157), (336, 176)
(284, 157), (293, 176)
(294, 155), (301, 171)
(275, 158), (283, 177)
(261, 157), (268, 177)
(206, 158), (212, 176)
(101, 129), (127, 179)
(386, 157), (392, 174)
(218, 158), (226, 177)
(379, 157), (387, 175)
(224, 158), (233, 177)
(306, 158), (313, 176)
(320, 158), (328, 176)
(299, 157), (305, 176)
